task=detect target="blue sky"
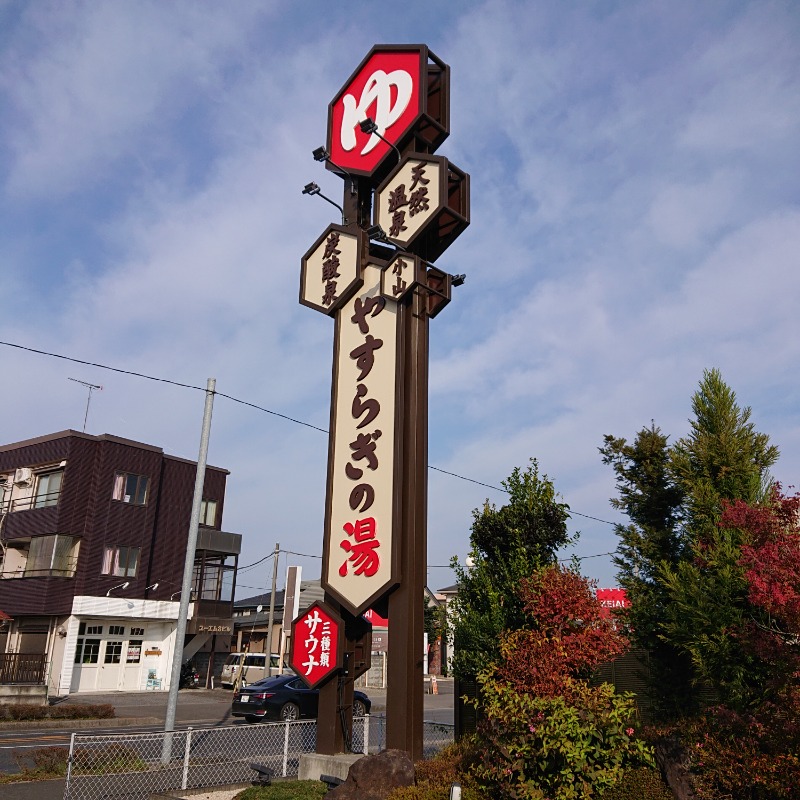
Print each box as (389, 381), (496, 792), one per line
(1, 1), (798, 597)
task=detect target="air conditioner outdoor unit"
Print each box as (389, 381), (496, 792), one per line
(13, 467), (33, 486)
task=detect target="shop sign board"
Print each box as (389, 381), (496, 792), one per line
(380, 252), (452, 318)
(321, 263), (401, 615)
(289, 601), (344, 689)
(374, 153), (470, 261)
(327, 44), (450, 180)
(300, 224), (365, 316)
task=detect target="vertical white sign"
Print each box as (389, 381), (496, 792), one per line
(323, 264), (399, 614)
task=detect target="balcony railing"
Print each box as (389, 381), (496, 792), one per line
(0, 653), (47, 685)
(1, 490), (61, 513)
(0, 563), (78, 579)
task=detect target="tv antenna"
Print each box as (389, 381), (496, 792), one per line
(68, 378), (103, 432)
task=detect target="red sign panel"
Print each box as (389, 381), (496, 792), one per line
(363, 609), (389, 627)
(327, 45), (450, 180)
(595, 588), (630, 619)
(289, 602), (343, 689)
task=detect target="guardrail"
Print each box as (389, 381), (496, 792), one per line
(63, 716), (454, 800)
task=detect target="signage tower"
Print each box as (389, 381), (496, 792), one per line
(295, 44), (470, 760)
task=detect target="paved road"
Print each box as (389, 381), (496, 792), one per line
(1, 679), (454, 800)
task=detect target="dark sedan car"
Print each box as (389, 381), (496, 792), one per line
(231, 674), (371, 722)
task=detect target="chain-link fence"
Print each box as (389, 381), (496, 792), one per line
(365, 716), (455, 760)
(63, 716), (453, 800)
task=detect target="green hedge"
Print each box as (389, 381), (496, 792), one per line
(0, 703), (115, 721)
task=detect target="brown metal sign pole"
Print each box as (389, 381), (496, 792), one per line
(386, 284), (428, 760)
(316, 599), (345, 754)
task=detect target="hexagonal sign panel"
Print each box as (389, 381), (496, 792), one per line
(380, 252), (427, 303)
(374, 153), (470, 262)
(380, 252), (453, 318)
(327, 44), (450, 181)
(289, 601), (344, 689)
(300, 224), (364, 316)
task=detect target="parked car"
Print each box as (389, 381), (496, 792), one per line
(231, 674), (371, 723)
(220, 652), (284, 688)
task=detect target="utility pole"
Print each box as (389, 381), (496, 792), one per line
(266, 542), (280, 673)
(161, 377), (216, 763)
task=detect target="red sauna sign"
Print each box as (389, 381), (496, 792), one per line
(289, 602), (344, 689)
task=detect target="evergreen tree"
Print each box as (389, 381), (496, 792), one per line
(670, 368), (778, 540)
(661, 369), (779, 710)
(599, 424), (694, 716)
(602, 370), (780, 715)
(450, 459), (573, 681)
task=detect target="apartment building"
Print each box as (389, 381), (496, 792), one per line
(0, 430), (241, 697)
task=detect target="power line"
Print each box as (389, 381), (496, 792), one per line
(0, 340), (325, 433)
(1, 340), (205, 391)
(283, 549), (322, 559)
(0, 338), (620, 528)
(236, 551), (276, 573)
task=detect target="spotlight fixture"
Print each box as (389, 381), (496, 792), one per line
(145, 582), (159, 591)
(301, 181), (346, 224)
(106, 581), (129, 596)
(366, 224), (391, 243)
(311, 146), (357, 194)
(359, 117), (402, 164)
(451, 274), (466, 287)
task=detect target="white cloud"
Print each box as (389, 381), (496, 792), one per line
(1, 1), (270, 198)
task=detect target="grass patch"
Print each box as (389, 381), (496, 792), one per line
(235, 780), (327, 800)
(0, 746), (70, 783)
(71, 743), (148, 775)
(0, 743), (149, 783)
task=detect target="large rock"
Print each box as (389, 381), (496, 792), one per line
(654, 735), (696, 800)
(325, 749), (415, 800)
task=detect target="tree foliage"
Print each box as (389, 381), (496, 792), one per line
(495, 567), (628, 698)
(602, 369), (781, 715)
(449, 459), (573, 680)
(670, 368), (778, 541)
(600, 423), (693, 715)
(471, 565), (653, 800)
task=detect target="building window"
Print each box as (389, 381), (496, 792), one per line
(127, 641), (142, 663)
(0, 476), (10, 512)
(112, 473), (149, 505)
(130, 627), (145, 636)
(194, 554), (235, 601)
(79, 623), (103, 636)
(200, 499), (217, 526)
(34, 470), (64, 508)
(109, 625), (125, 636)
(102, 546), (140, 578)
(23, 535), (79, 577)
(104, 641), (123, 664)
(74, 638), (101, 664)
